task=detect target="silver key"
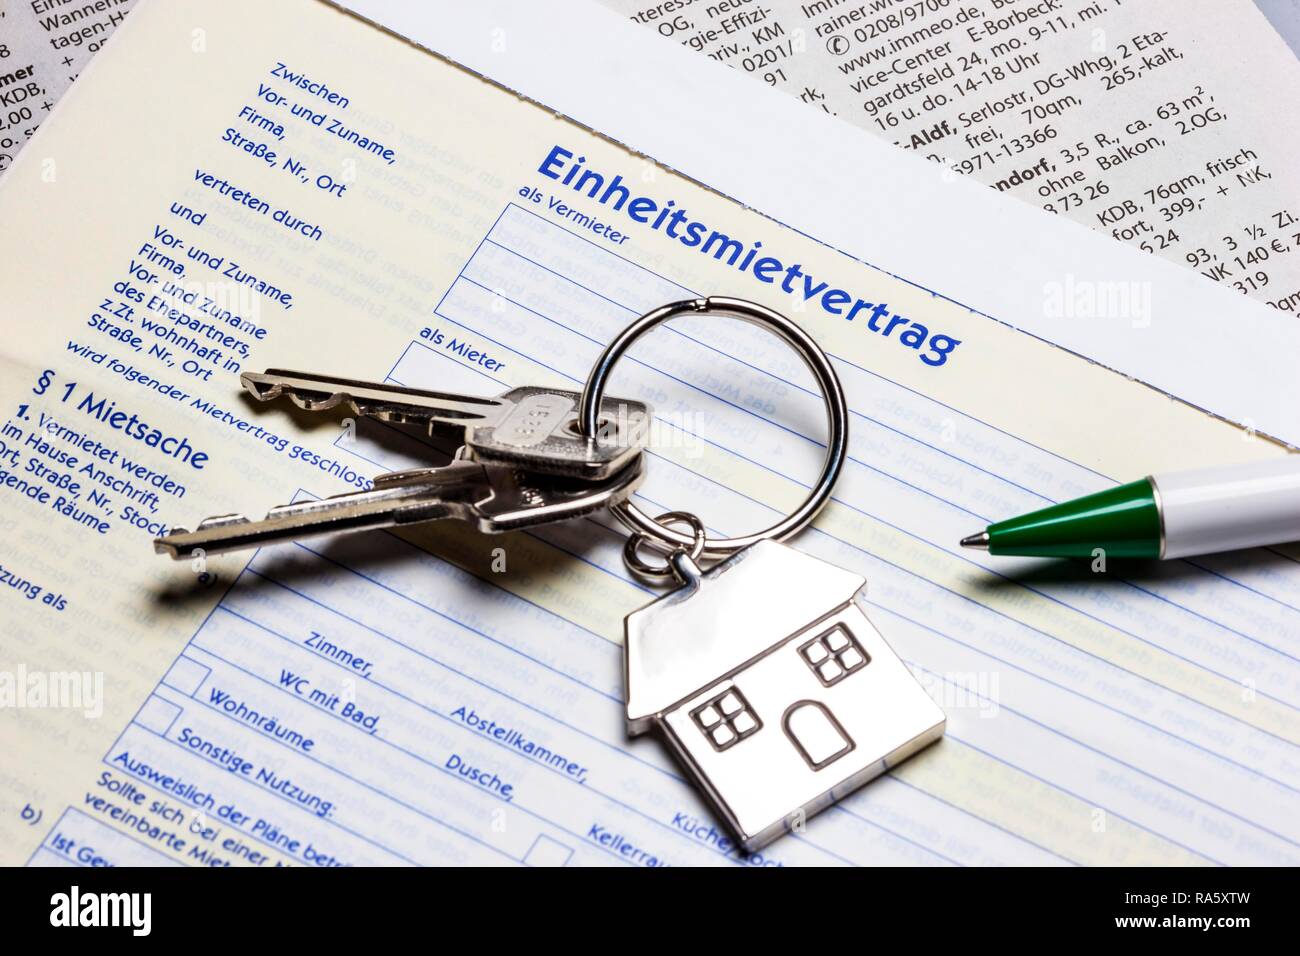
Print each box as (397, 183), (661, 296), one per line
(154, 455), (644, 559)
(241, 369), (650, 480)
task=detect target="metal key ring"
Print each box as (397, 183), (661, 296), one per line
(623, 511), (706, 581)
(579, 296), (849, 559)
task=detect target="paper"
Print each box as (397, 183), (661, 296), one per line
(8, 0), (1300, 439)
(347, 0), (1300, 445)
(600, 0), (1300, 309)
(1, 0), (1298, 867)
(0, 0), (138, 172)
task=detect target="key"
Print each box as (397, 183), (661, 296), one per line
(154, 454), (644, 559)
(241, 369), (650, 480)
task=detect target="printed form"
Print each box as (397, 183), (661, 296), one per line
(0, 0), (1298, 867)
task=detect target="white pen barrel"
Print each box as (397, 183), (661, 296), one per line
(1154, 458), (1300, 559)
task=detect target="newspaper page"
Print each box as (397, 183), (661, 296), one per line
(0, 0), (138, 173)
(602, 0), (1300, 314)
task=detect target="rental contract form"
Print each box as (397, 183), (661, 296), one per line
(0, 0), (1297, 867)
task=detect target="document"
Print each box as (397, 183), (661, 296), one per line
(0, 0), (138, 173)
(1, 0), (1298, 866)
(602, 0), (1300, 315)
(351, 0), (1300, 447)
(8, 0), (1300, 439)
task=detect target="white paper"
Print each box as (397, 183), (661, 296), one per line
(601, 0), (1300, 316)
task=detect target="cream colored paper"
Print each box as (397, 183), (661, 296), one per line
(0, 0), (1296, 866)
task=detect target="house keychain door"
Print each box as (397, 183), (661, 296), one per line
(578, 297), (946, 853)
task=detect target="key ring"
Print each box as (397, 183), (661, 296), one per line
(579, 296), (849, 562)
(622, 511), (706, 583)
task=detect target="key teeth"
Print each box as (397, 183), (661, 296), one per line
(286, 392), (348, 413)
(241, 372), (357, 414)
(195, 514), (252, 530)
(241, 371), (347, 412)
(240, 372), (284, 402)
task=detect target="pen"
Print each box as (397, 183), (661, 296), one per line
(960, 458), (1300, 560)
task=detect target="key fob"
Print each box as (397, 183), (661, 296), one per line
(623, 539), (946, 853)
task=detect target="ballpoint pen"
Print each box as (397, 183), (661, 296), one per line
(961, 457), (1300, 560)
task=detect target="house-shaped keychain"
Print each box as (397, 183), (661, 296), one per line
(624, 540), (946, 852)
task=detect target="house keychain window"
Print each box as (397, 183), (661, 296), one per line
(578, 297), (947, 854)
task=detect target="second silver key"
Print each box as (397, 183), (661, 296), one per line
(153, 455), (644, 559)
(241, 369), (651, 480)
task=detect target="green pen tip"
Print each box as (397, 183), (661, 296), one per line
(960, 532), (990, 550)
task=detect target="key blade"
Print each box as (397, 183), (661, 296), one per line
(154, 460), (491, 558)
(241, 369), (505, 427)
(474, 454), (646, 532)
